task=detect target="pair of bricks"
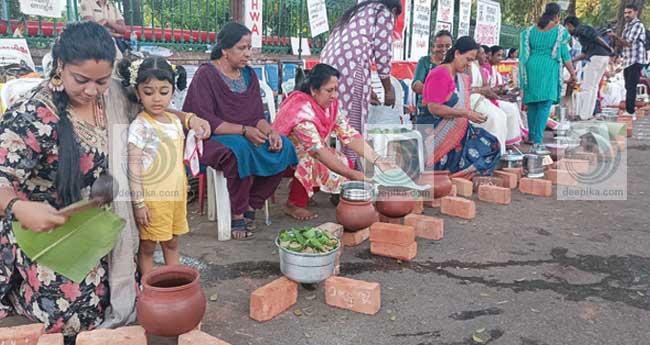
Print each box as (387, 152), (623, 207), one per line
(369, 222), (417, 261)
(250, 275), (381, 319)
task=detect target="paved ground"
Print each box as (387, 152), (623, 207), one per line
(3, 119), (650, 345)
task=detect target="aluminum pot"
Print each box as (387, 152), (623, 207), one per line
(523, 154), (545, 178)
(498, 150), (524, 169)
(276, 238), (340, 284)
(340, 181), (375, 202)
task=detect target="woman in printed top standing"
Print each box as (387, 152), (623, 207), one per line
(320, 0), (402, 168)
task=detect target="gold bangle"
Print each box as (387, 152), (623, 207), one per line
(184, 113), (196, 129)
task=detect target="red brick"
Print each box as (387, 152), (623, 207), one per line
(451, 178), (473, 197)
(317, 222), (344, 238)
(411, 197), (424, 214)
(76, 326), (146, 345)
(545, 169), (577, 186)
(502, 167), (523, 180)
(342, 228), (370, 247)
(440, 197), (476, 219)
(378, 214), (403, 224)
(37, 334), (63, 345)
(425, 185), (457, 208)
(567, 151), (597, 165)
(478, 185), (511, 205)
(404, 214), (444, 240)
(519, 178), (552, 197)
(472, 176), (504, 192)
(369, 222), (415, 246)
(370, 241), (418, 261)
(325, 276), (381, 315)
(0, 324), (44, 345)
(250, 277), (298, 322)
(556, 159), (590, 174)
(493, 171), (518, 189)
(178, 331), (231, 345)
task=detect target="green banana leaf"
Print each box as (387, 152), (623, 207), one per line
(13, 207), (126, 283)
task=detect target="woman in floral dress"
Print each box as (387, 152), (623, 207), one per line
(0, 22), (209, 344)
(273, 64), (394, 220)
(320, 0), (401, 168)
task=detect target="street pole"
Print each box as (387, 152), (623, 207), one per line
(298, 0), (304, 61)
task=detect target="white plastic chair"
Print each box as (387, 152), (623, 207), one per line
(1, 78), (43, 110)
(206, 83), (275, 241)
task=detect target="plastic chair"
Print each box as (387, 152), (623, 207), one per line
(1, 78), (43, 110)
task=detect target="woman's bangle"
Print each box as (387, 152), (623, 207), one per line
(372, 156), (381, 165)
(242, 125), (247, 136)
(133, 200), (145, 209)
(5, 197), (21, 219)
(184, 113), (196, 129)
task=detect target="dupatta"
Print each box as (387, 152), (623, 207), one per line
(273, 91), (338, 140)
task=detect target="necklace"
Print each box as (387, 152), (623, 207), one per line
(214, 60), (241, 79)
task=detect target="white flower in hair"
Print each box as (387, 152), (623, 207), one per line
(129, 59), (144, 87)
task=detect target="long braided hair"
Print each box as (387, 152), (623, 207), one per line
(49, 21), (116, 206)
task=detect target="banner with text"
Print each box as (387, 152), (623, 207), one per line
(307, 0), (329, 37)
(457, 0), (472, 37)
(245, 0), (263, 48)
(409, 0), (432, 60)
(434, 0), (455, 35)
(393, 0), (411, 60)
(19, 0), (65, 18)
(474, 0), (501, 46)
(0, 39), (35, 70)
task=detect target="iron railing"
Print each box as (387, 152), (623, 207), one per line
(0, 0), (521, 54)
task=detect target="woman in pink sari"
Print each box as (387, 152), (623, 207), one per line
(274, 64), (393, 220)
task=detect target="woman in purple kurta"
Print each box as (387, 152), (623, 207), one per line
(183, 23), (297, 240)
(320, 0), (401, 167)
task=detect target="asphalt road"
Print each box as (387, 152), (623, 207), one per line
(2, 119), (650, 345)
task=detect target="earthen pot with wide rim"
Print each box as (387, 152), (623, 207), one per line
(418, 170), (453, 199)
(375, 186), (415, 218)
(136, 265), (206, 337)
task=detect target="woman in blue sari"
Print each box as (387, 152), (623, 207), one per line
(417, 36), (501, 179)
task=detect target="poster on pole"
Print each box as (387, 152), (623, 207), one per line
(392, 0), (411, 60)
(434, 0), (455, 36)
(458, 0), (472, 37)
(0, 39), (36, 71)
(307, 0), (329, 37)
(474, 0), (501, 46)
(244, 0), (263, 48)
(18, 0), (65, 18)
(409, 0), (432, 60)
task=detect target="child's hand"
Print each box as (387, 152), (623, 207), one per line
(135, 206), (151, 227)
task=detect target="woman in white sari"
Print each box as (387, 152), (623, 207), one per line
(469, 46), (523, 154)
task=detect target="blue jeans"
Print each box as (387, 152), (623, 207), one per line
(526, 101), (552, 144)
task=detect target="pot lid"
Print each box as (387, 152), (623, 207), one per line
(372, 168), (430, 191)
(501, 152), (523, 161)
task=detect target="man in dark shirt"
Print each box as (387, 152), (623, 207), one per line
(564, 16), (614, 119)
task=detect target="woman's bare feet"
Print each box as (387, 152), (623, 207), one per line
(284, 203), (318, 220)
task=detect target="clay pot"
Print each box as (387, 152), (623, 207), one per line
(136, 265), (206, 337)
(375, 186), (415, 218)
(336, 198), (378, 232)
(418, 170), (453, 199)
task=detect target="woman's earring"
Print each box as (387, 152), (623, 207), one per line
(48, 67), (64, 92)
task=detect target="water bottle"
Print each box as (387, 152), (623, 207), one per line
(130, 31), (138, 52)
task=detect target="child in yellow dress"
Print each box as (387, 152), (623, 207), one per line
(119, 57), (191, 276)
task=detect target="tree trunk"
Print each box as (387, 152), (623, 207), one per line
(616, 0), (645, 35)
(567, 0), (577, 16)
(122, 0), (143, 26)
